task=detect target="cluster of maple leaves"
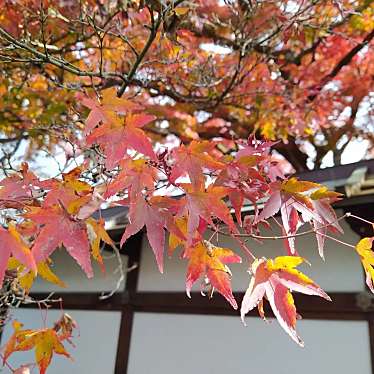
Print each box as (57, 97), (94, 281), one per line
(0, 0), (373, 372)
(0, 87), (373, 373)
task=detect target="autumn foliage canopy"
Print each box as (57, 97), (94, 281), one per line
(0, 0), (373, 372)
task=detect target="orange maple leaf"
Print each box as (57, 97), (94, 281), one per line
(170, 140), (225, 189)
(241, 256), (330, 346)
(103, 158), (157, 199)
(86, 217), (115, 271)
(0, 224), (36, 287)
(185, 241), (241, 309)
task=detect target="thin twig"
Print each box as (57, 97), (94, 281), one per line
(217, 213), (349, 240)
(99, 243), (138, 300)
(320, 233), (356, 249)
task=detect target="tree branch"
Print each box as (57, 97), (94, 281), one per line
(0, 26), (121, 80)
(117, 0), (186, 97)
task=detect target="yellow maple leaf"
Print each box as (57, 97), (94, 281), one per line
(8, 258), (66, 292)
(3, 318), (75, 374)
(281, 177), (321, 194)
(355, 237), (374, 292)
(16, 329), (70, 374)
(310, 186), (343, 200)
(86, 217), (115, 271)
(168, 217), (188, 255)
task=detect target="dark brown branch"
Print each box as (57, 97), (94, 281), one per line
(117, 0), (187, 97)
(117, 7), (161, 97)
(0, 26), (121, 80)
(0, 135), (27, 144)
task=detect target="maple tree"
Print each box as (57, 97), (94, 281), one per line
(0, 0), (373, 372)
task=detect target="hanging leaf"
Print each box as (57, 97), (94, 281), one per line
(185, 241), (241, 309)
(241, 256), (330, 346)
(3, 322), (72, 374)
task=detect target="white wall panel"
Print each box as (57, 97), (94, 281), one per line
(1, 309), (121, 374)
(138, 218), (364, 292)
(31, 249), (127, 293)
(128, 313), (371, 374)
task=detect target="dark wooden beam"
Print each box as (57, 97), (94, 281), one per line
(344, 203), (374, 238)
(115, 233), (143, 374)
(24, 290), (370, 319)
(23, 292), (125, 310)
(368, 314), (374, 374)
(115, 306), (134, 374)
(130, 291), (368, 320)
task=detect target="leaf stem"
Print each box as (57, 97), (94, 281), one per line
(347, 213), (374, 227)
(319, 233), (356, 249)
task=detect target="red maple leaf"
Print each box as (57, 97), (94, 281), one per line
(180, 184), (238, 244)
(25, 205), (93, 278)
(120, 195), (185, 273)
(0, 163), (42, 208)
(104, 158), (157, 199)
(86, 112), (156, 169)
(76, 87), (142, 134)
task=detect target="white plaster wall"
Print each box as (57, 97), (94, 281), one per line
(138, 217), (364, 293)
(1, 309), (121, 374)
(31, 249), (127, 293)
(128, 313), (371, 374)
